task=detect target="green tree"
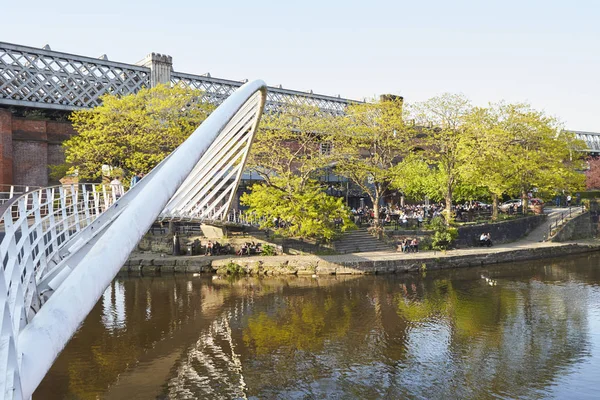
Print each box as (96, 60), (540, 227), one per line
(467, 103), (585, 214)
(247, 104), (336, 190)
(243, 104), (352, 240)
(410, 93), (475, 223)
(62, 84), (214, 181)
(332, 96), (415, 224)
(240, 177), (353, 241)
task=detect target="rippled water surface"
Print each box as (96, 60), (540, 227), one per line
(35, 254), (600, 399)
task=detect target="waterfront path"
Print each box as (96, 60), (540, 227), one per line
(126, 207), (598, 275)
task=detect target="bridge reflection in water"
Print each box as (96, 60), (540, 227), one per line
(36, 254), (600, 399)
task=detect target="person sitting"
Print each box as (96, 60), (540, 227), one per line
(237, 243), (248, 256)
(479, 233), (492, 247)
(410, 238), (419, 253)
(205, 241), (213, 256)
(397, 239), (407, 253)
(401, 238), (410, 253)
(485, 232), (493, 247)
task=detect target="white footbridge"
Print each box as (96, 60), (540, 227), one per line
(0, 80), (267, 399)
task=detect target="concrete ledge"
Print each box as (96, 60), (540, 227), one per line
(126, 240), (600, 276)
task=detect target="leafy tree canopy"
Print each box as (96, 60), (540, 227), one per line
(240, 177), (354, 242)
(332, 96), (415, 222)
(63, 84), (214, 180)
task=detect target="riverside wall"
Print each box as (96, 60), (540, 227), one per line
(552, 212), (598, 242)
(124, 241), (600, 275)
(455, 215), (546, 247)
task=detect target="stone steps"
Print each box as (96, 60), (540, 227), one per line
(333, 228), (395, 254)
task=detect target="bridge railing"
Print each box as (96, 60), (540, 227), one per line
(0, 185), (42, 207)
(0, 80), (267, 399)
(0, 183), (117, 398)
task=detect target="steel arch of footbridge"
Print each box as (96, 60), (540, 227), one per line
(0, 80), (267, 399)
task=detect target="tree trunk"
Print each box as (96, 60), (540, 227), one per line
(522, 191), (528, 215)
(492, 194), (499, 221)
(373, 200), (380, 226)
(445, 190), (453, 225)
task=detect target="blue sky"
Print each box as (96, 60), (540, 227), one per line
(2, 0), (598, 131)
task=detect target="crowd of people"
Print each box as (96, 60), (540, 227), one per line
(349, 201), (503, 226)
(350, 203), (446, 226)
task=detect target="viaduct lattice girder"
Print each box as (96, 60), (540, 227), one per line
(0, 42), (354, 114)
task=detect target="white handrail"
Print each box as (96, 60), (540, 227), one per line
(0, 80), (267, 399)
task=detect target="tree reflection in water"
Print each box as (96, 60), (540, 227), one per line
(35, 254), (600, 399)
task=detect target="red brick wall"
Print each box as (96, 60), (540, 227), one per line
(0, 109), (13, 185)
(12, 141), (48, 186)
(0, 109), (75, 186)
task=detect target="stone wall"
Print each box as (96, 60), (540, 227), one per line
(124, 241), (600, 275)
(456, 215), (546, 247)
(137, 232), (284, 255)
(552, 212), (597, 242)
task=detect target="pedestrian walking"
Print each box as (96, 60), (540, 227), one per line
(110, 176), (124, 199)
(172, 233), (181, 256)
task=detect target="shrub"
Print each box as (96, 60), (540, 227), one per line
(261, 244), (277, 256)
(428, 217), (458, 250)
(226, 261), (246, 275)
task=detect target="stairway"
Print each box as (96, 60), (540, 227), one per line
(333, 228), (395, 254)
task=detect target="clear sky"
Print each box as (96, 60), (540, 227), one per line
(2, 0), (598, 131)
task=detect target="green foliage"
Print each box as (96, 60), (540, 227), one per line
(407, 96), (586, 221)
(410, 94), (475, 222)
(261, 244), (276, 256)
(64, 84), (214, 180)
(332, 97), (415, 222)
(463, 103), (586, 214)
(48, 163), (72, 182)
(248, 104), (336, 188)
(225, 262), (246, 275)
(427, 217), (458, 250)
(240, 177), (354, 242)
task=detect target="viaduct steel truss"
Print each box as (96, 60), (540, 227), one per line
(0, 42), (352, 114)
(573, 131), (600, 154)
(0, 81), (267, 399)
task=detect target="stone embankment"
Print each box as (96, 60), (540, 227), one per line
(125, 239), (600, 276)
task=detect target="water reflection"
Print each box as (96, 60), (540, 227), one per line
(35, 254), (600, 399)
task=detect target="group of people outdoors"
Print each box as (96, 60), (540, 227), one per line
(237, 242), (262, 256)
(351, 203), (446, 226)
(204, 240), (231, 256)
(398, 237), (419, 253)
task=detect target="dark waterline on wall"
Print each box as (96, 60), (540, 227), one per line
(35, 254), (600, 399)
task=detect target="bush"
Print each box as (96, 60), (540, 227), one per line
(428, 217), (458, 250)
(225, 261), (246, 275)
(261, 244), (277, 256)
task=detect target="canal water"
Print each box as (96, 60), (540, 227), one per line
(35, 254), (600, 399)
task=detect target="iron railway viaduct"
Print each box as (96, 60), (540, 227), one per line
(0, 41), (356, 187)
